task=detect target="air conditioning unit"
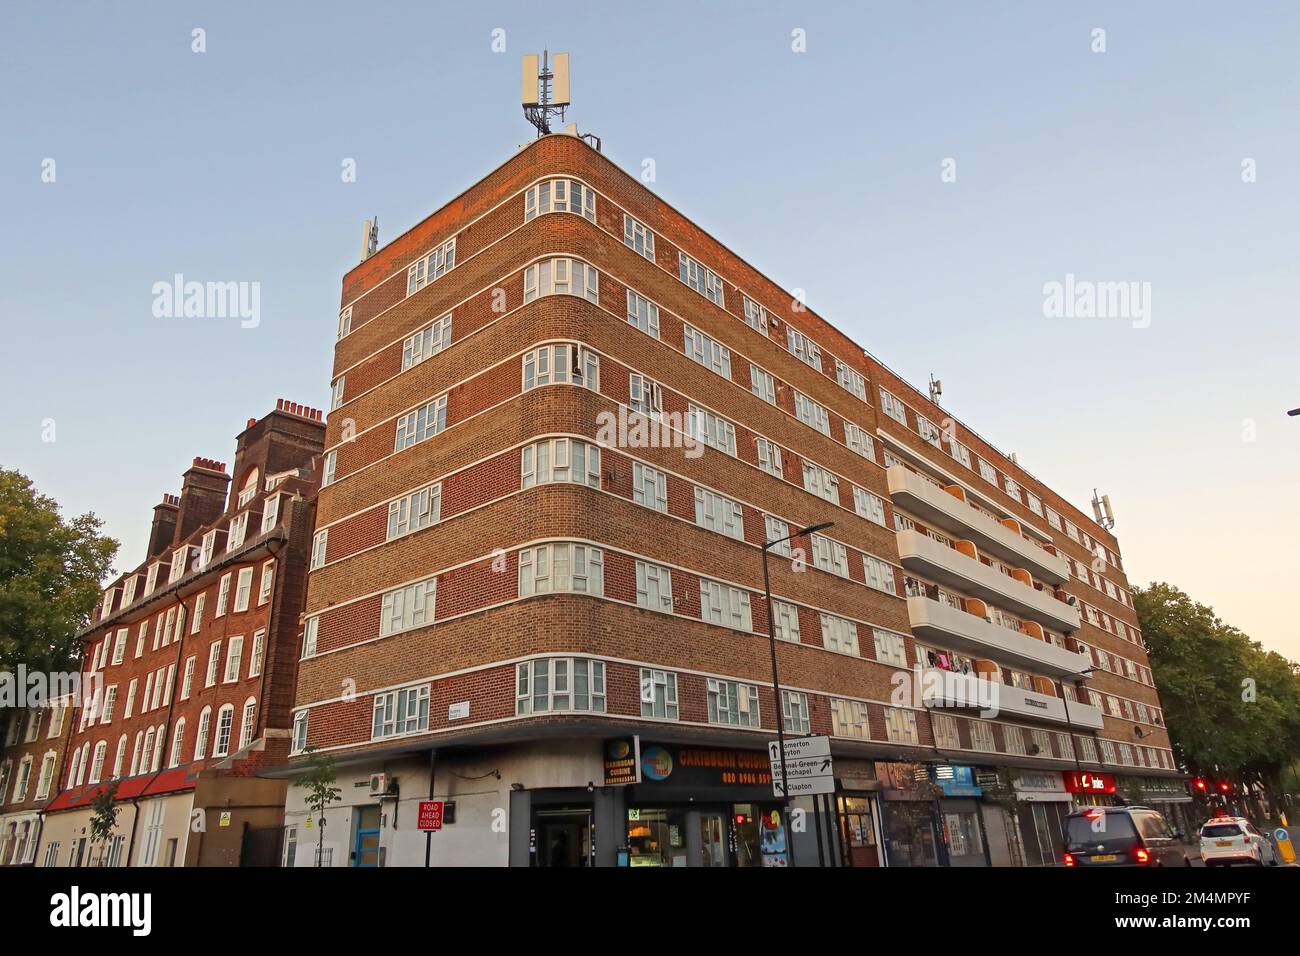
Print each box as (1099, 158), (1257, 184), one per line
(368, 773), (387, 796)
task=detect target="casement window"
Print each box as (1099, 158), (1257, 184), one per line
(932, 713), (961, 750)
(380, 577), (437, 636)
(1071, 735), (1095, 763)
(793, 392), (831, 435)
(872, 627), (907, 666)
(755, 438), (783, 478)
(821, 613), (859, 655)
(830, 699), (869, 739)
(121, 576), (137, 607)
(773, 601), (801, 642)
(48, 702), (68, 738)
(742, 295), (768, 333)
(917, 416), (942, 448)
(976, 458), (997, 484)
(144, 562), (160, 596)
(191, 592), (205, 634)
(86, 746), (106, 786)
(626, 290), (660, 338)
(516, 657), (607, 715)
(844, 422), (875, 460)
(301, 616), (319, 657)
(247, 630), (265, 679)
(261, 494), (281, 534)
(707, 679), (759, 727)
(523, 258), (599, 303)
(179, 656), (194, 701)
(1064, 520), (1079, 542)
(694, 487), (744, 540)
(700, 580), (752, 631)
(678, 252), (724, 305)
(1030, 729), (1053, 759)
(632, 462), (668, 513)
(387, 484), (441, 540)
(948, 437), (972, 468)
(764, 516), (791, 557)
(522, 438), (601, 489)
(879, 388), (908, 425)
(802, 462), (839, 503)
(523, 343), (599, 391)
(687, 405), (737, 456)
(205, 642), (222, 688)
(169, 545), (188, 583)
(683, 323), (731, 378)
(1003, 476), (1022, 501)
(525, 178), (595, 222)
(1003, 726), (1028, 756)
(168, 719), (187, 768)
(635, 560), (674, 611)
(291, 712), (308, 755)
(329, 376), (345, 411)
(372, 684), (430, 740)
(750, 365), (776, 404)
(394, 395), (448, 451)
(518, 544), (604, 596)
(883, 450), (904, 469)
(853, 487), (887, 526)
(628, 373), (663, 418)
(337, 306), (352, 339)
(100, 685), (117, 724)
(215, 575), (232, 618)
(223, 636), (244, 683)
(1025, 492), (1043, 517)
(782, 691), (811, 735)
(213, 704), (235, 758)
(233, 567), (254, 613)
(640, 668), (678, 719)
(322, 451), (336, 487)
(835, 360), (867, 400)
(786, 328), (822, 371)
(154, 667), (169, 709)
(864, 554), (897, 594)
(1057, 733), (1075, 761)
(1044, 507), (1062, 531)
(402, 313), (453, 371)
(623, 214), (655, 260)
(192, 708), (211, 761)
(227, 512), (248, 552)
(969, 720), (996, 752)
(811, 534), (848, 577)
(883, 707), (919, 745)
(199, 530), (216, 569)
(123, 680), (137, 720)
(310, 530), (328, 570)
(36, 751), (57, 799)
(406, 238), (456, 295)
(111, 629), (127, 665)
(151, 615), (163, 651)
(258, 561), (274, 605)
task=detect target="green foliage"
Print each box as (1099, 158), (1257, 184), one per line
(88, 784), (120, 843)
(1136, 582), (1300, 790)
(0, 469), (118, 674)
(293, 748), (341, 820)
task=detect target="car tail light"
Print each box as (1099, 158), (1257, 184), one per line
(1064, 852), (1076, 867)
(1134, 848), (1150, 864)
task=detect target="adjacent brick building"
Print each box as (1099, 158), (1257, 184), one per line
(30, 402), (324, 867)
(281, 133), (1181, 868)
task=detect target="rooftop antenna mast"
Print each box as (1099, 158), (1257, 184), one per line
(521, 50), (570, 136)
(928, 374), (943, 405)
(1091, 489), (1115, 530)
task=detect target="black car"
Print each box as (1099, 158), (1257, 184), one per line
(1063, 806), (1191, 867)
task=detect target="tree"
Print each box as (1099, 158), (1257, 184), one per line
(0, 469), (118, 675)
(292, 749), (341, 867)
(1136, 582), (1300, 817)
(88, 783), (120, 867)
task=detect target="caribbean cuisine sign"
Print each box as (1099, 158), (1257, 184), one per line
(636, 745), (773, 788)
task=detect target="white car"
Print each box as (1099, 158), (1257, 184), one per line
(1199, 817), (1277, 866)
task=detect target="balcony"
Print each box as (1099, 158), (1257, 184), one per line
(907, 596), (1089, 678)
(895, 529), (1080, 632)
(887, 466), (1069, 585)
(918, 668), (1104, 729)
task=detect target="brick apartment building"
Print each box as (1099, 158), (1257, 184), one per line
(28, 402), (324, 867)
(0, 699), (74, 866)
(280, 133), (1182, 868)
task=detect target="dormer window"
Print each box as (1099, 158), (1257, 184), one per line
(261, 494), (281, 534)
(227, 512), (248, 552)
(237, 468), (260, 507)
(144, 563), (160, 596)
(200, 529), (217, 568)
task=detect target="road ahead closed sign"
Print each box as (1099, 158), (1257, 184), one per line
(418, 801), (444, 831)
(768, 736), (835, 797)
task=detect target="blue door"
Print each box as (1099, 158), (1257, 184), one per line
(352, 805), (381, 867)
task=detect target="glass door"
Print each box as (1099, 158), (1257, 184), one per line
(698, 812), (728, 867)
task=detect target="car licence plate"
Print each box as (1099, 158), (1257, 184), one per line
(1092, 854), (1117, 862)
(1215, 841), (1233, 847)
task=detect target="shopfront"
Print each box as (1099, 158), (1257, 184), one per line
(1063, 770), (1117, 808)
(620, 743), (790, 867)
(934, 766), (989, 867)
(1013, 771), (1072, 866)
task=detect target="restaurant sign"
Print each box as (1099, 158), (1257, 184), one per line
(1062, 771), (1116, 794)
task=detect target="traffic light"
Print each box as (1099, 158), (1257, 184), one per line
(1218, 781), (1232, 794)
(1192, 777), (1207, 793)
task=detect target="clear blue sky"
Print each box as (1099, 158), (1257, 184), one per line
(3, 2), (1297, 658)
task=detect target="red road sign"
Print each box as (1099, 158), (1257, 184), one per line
(418, 800), (444, 831)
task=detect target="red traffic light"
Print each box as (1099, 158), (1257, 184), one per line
(1218, 781), (1231, 793)
(1193, 778), (1207, 791)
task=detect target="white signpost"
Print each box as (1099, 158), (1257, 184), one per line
(768, 736), (835, 796)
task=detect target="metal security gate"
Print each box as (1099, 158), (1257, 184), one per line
(239, 824), (284, 867)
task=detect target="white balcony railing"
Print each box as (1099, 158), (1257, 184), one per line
(907, 596), (1090, 678)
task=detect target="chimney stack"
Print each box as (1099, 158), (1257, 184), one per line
(146, 494), (180, 560)
(173, 458), (231, 546)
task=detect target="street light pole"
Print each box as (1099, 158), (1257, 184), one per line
(1059, 666), (1096, 780)
(762, 519), (833, 869)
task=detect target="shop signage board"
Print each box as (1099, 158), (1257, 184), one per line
(1062, 771), (1116, 794)
(604, 737), (642, 785)
(768, 737), (834, 797)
